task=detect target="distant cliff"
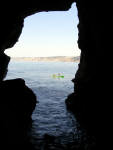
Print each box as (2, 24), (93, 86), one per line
(11, 56), (80, 62)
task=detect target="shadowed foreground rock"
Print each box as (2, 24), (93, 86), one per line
(0, 78), (36, 148)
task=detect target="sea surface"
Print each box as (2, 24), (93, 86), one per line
(5, 61), (94, 149)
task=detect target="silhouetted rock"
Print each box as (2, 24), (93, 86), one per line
(0, 78), (37, 147)
(0, 53), (10, 81)
(0, 0), (113, 149)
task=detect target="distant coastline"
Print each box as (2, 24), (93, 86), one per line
(11, 56), (80, 62)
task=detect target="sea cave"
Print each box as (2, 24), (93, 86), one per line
(0, 0), (112, 149)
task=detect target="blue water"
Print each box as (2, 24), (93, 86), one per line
(6, 61), (85, 149)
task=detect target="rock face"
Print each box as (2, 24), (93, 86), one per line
(0, 0), (112, 149)
(66, 1), (113, 148)
(0, 78), (36, 147)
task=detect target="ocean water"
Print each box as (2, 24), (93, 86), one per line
(5, 61), (92, 149)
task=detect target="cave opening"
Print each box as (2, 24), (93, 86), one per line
(5, 2), (80, 102)
(5, 3), (80, 57)
(4, 2), (82, 149)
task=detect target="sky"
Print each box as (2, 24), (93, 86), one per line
(5, 3), (80, 57)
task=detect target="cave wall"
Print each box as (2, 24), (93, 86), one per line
(0, 0), (112, 148)
(67, 1), (113, 148)
(76, 0), (113, 129)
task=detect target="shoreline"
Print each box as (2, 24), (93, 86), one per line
(10, 56), (80, 62)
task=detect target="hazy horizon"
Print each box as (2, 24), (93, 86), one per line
(10, 55), (79, 58)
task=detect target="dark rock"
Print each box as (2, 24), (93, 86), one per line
(0, 78), (37, 146)
(0, 0), (112, 149)
(66, 1), (113, 148)
(0, 53), (10, 81)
